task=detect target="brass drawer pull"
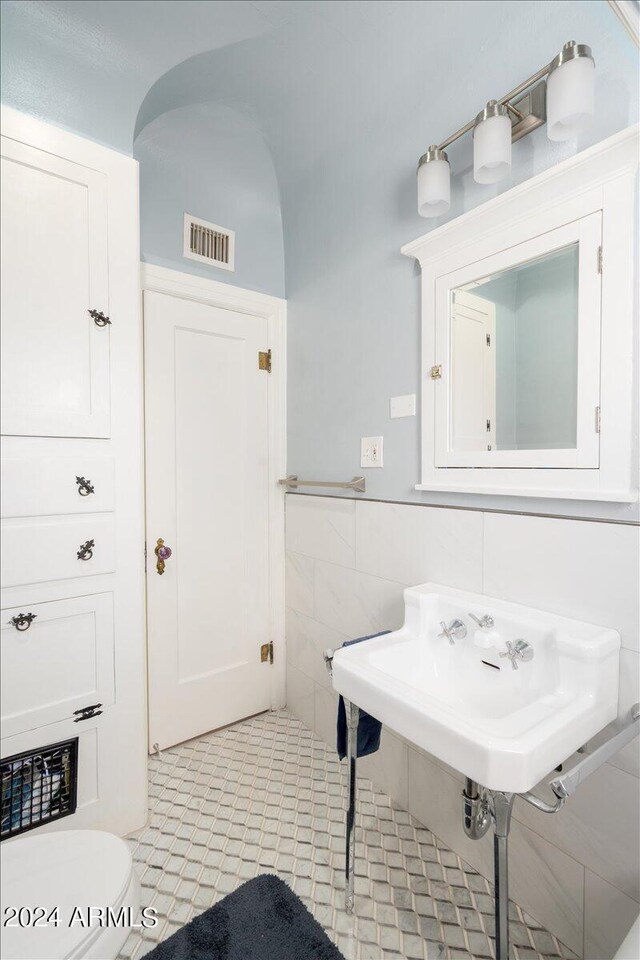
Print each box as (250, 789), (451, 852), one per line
(76, 476), (95, 496)
(77, 539), (95, 561)
(9, 612), (37, 632)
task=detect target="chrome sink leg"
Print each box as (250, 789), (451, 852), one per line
(345, 699), (359, 914)
(491, 791), (515, 960)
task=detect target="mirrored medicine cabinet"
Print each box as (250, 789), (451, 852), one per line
(402, 127), (638, 502)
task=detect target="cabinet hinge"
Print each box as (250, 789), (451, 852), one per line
(429, 364), (442, 380)
(260, 641), (274, 664)
(73, 703), (103, 722)
(144, 541), (147, 573)
(486, 334), (491, 347)
(258, 349), (272, 373)
(486, 419), (491, 433)
(597, 246), (603, 274)
(595, 406), (601, 433)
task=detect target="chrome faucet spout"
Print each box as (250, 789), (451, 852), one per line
(469, 612), (495, 630)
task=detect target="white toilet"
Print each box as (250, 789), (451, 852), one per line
(0, 830), (141, 960)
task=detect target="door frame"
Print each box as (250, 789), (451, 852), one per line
(141, 263), (287, 723)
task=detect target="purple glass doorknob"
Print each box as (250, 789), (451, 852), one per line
(154, 538), (172, 575)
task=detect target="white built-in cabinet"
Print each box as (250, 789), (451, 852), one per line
(0, 107), (147, 838)
(1, 137), (111, 439)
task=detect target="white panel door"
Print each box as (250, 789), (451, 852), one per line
(450, 290), (496, 452)
(144, 290), (272, 750)
(0, 136), (111, 438)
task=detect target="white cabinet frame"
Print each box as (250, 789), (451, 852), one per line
(435, 213), (602, 469)
(402, 126), (639, 502)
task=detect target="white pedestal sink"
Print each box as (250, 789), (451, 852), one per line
(332, 582), (620, 793)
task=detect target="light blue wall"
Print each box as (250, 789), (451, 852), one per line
(0, 0), (271, 154)
(135, 104), (284, 297)
(277, 4), (638, 521)
(2, 0), (638, 519)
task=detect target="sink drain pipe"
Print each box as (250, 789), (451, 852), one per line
(462, 704), (640, 960)
(462, 779), (491, 840)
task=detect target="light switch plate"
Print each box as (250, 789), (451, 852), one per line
(361, 436), (383, 468)
(390, 394), (416, 418)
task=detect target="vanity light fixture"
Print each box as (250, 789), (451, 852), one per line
(546, 42), (595, 141)
(473, 101), (512, 184)
(417, 40), (595, 217)
(417, 145), (450, 217)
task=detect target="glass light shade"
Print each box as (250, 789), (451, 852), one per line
(417, 157), (450, 218)
(473, 114), (512, 184)
(547, 55), (595, 141)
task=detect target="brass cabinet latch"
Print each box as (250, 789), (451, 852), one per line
(429, 364), (442, 380)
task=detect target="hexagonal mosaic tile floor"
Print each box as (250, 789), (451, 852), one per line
(119, 710), (578, 960)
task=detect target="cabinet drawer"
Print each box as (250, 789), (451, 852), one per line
(1, 515), (115, 588)
(1, 457), (114, 518)
(1, 593), (115, 738)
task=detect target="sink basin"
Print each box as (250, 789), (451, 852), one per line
(331, 583), (620, 793)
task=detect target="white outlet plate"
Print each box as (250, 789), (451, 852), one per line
(361, 436), (383, 468)
(390, 394), (416, 418)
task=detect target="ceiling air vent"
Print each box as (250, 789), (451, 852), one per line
(183, 213), (235, 272)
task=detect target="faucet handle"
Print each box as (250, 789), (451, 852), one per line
(469, 612), (495, 630)
(438, 619), (467, 645)
(500, 639), (534, 670)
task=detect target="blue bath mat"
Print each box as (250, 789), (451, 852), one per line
(145, 873), (345, 960)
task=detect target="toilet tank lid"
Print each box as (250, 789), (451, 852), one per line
(0, 829), (134, 960)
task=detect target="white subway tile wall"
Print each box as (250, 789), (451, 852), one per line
(285, 494), (640, 959)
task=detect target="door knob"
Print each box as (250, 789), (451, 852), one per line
(155, 538), (172, 575)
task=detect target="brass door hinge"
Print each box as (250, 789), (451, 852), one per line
(260, 641), (274, 664)
(258, 349), (272, 373)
